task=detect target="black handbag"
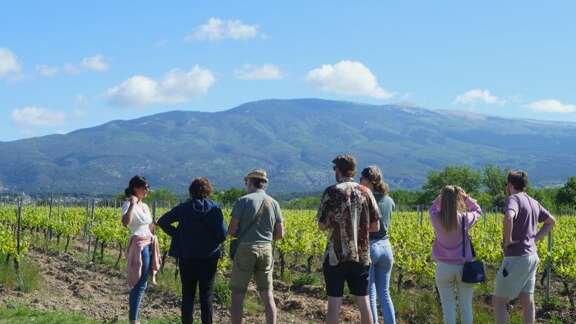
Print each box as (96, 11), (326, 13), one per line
(229, 197), (270, 260)
(461, 217), (486, 283)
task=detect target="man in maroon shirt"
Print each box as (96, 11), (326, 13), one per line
(493, 170), (556, 324)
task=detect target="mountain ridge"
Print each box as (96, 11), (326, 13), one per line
(1, 98), (575, 194)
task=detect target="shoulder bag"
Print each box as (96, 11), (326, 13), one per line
(229, 197), (270, 260)
(461, 215), (486, 283)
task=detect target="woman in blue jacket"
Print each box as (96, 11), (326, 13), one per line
(157, 177), (227, 324)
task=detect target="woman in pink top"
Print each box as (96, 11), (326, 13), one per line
(429, 185), (482, 324)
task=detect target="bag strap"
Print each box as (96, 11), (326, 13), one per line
(461, 213), (477, 259)
(236, 196), (270, 242)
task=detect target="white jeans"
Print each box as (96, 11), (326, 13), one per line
(435, 262), (474, 324)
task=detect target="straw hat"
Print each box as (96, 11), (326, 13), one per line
(244, 169), (269, 182)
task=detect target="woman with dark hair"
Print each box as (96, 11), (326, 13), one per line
(429, 185), (482, 324)
(122, 175), (161, 324)
(157, 177), (227, 324)
(360, 166), (396, 324)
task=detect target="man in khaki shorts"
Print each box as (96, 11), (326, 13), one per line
(494, 170), (556, 324)
(228, 169), (284, 324)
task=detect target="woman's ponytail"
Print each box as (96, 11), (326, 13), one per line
(360, 165), (390, 195)
(373, 181), (389, 195)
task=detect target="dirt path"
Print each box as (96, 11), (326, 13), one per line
(1, 249), (180, 321)
(0, 248), (362, 323)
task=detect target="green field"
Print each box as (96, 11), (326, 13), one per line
(1, 204), (575, 323)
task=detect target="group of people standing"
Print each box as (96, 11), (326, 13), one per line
(121, 154), (556, 324)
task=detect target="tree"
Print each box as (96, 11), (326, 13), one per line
(390, 190), (423, 209)
(115, 188), (179, 204)
(482, 165), (507, 196)
(213, 188), (246, 206)
(481, 164), (508, 210)
(144, 188), (179, 204)
(421, 165), (481, 204)
(557, 176), (576, 208)
(529, 187), (560, 211)
(282, 196), (321, 209)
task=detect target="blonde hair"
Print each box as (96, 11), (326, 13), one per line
(439, 185), (466, 232)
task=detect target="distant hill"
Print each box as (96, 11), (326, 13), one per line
(1, 98), (575, 195)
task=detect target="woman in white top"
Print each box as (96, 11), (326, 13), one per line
(121, 175), (158, 324)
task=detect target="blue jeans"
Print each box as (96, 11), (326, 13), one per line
(369, 238), (396, 324)
(129, 244), (151, 321)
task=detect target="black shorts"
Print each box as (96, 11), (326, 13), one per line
(323, 258), (370, 297)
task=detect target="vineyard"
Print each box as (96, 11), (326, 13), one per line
(1, 200), (576, 322)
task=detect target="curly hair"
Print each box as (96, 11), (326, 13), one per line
(332, 154), (357, 177)
(189, 177), (213, 198)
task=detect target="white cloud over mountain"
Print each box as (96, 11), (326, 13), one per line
(235, 64), (282, 80)
(11, 106), (66, 128)
(306, 60), (393, 99)
(106, 66), (215, 107)
(526, 99), (576, 113)
(454, 89), (505, 106)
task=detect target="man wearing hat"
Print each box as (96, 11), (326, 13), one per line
(228, 169), (284, 324)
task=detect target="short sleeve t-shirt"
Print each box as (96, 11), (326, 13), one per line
(370, 193), (395, 240)
(231, 190), (283, 244)
(122, 201), (153, 237)
(317, 179), (380, 266)
(504, 192), (552, 257)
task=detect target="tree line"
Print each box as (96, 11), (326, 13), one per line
(114, 165), (576, 212)
(392, 165), (576, 212)
(281, 165), (576, 212)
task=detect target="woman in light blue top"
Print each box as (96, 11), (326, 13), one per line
(360, 166), (396, 324)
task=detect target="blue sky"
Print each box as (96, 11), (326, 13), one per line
(1, 1), (575, 141)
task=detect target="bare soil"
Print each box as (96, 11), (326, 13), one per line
(0, 247), (363, 323)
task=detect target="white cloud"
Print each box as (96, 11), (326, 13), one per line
(454, 89), (506, 106)
(35, 54), (109, 77)
(306, 60), (393, 99)
(106, 76), (159, 107)
(526, 99), (576, 113)
(11, 106), (66, 128)
(106, 66), (215, 107)
(36, 65), (59, 77)
(234, 64), (282, 80)
(81, 54), (109, 72)
(185, 17), (261, 41)
(0, 48), (21, 77)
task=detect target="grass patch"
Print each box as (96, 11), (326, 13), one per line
(394, 289), (442, 323)
(154, 261), (182, 295)
(0, 303), (183, 324)
(292, 273), (319, 287)
(0, 257), (42, 292)
(244, 290), (265, 315)
(0, 304), (97, 324)
(213, 274), (232, 307)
